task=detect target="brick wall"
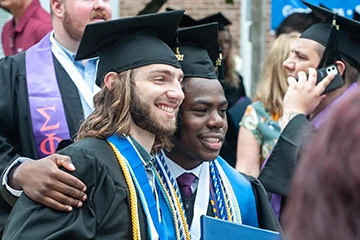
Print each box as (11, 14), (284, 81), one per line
(120, 0), (276, 58)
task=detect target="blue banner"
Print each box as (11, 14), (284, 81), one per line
(271, 0), (360, 31)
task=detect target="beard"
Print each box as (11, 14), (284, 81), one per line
(63, 8), (83, 42)
(130, 87), (177, 137)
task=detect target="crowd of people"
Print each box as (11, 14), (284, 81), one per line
(0, 0), (359, 239)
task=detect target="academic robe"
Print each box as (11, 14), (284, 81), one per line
(258, 114), (316, 219)
(259, 114), (315, 197)
(220, 72), (248, 167)
(2, 138), (149, 239)
(223, 73), (247, 109)
(0, 51), (85, 231)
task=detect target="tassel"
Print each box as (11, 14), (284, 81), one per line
(174, 32), (184, 61)
(317, 14), (340, 68)
(216, 44), (226, 87)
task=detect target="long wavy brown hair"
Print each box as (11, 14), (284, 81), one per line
(76, 70), (173, 153)
(283, 88), (360, 240)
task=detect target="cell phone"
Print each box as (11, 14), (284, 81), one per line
(316, 64), (344, 94)
(295, 64), (344, 94)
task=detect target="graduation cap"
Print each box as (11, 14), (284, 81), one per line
(354, 10), (360, 22)
(319, 3), (330, 10)
(75, 10), (184, 82)
(300, 1), (360, 71)
(177, 23), (219, 79)
(166, 7), (197, 27)
(196, 12), (231, 31)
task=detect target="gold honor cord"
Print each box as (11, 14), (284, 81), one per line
(154, 169), (191, 240)
(223, 185), (233, 222)
(108, 142), (141, 240)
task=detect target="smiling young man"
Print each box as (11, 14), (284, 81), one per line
(3, 10), (185, 239)
(259, 1), (360, 220)
(153, 23), (281, 240)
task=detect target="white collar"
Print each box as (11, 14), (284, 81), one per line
(162, 152), (203, 179)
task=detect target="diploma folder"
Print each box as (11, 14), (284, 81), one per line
(200, 215), (280, 240)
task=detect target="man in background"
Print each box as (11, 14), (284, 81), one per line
(1, 0), (52, 56)
(259, 1), (360, 221)
(0, 0), (111, 236)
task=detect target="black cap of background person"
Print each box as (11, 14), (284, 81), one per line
(300, 1), (360, 71)
(196, 13), (231, 31)
(275, 12), (324, 37)
(177, 23), (219, 79)
(354, 10), (360, 22)
(166, 7), (197, 28)
(75, 10), (184, 85)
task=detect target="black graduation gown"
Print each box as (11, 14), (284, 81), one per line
(258, 114), (316, 215)
(223, 74), (247, 109)
(0, 52), (84, 231)
(3, 138), (149, 239)
(220, 73), (248, 167)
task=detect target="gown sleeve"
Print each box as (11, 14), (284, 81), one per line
(2, 143), (133, 240)
(0, 56), (23, 176)
(258, 114), (316, 197)
(245, 174), (283, 234)
(0, 55), (25, 226)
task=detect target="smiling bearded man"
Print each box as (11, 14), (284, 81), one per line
(3, 10), (185, 239)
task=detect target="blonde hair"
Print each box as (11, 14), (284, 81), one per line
(253, 32), (300, 115)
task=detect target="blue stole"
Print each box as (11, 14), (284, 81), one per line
(156, 156), (259, 239)
(216, 156), (258, 227)
(106, 135), (167, 239)
(26, 33), (70, 158)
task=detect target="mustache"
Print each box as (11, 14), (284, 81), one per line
(91, 10), (109, 20)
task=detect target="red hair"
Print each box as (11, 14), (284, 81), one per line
(284, 88), (360, 240)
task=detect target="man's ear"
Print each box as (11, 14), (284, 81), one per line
(104, 72), (118, 90)
(335, 60), (346, 76)
(51, 0), (64, 19)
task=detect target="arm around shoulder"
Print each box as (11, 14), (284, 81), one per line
(3, 143), (132, 239)
(2, 146), (98, 239)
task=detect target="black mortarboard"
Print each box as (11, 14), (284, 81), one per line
(354, 10), (360, 22)
(196, 13), (231, 31)
(75, 10), (184, 81)
(166, 7), (197, 27)
(177, 23), (219, 79)
(300, 1), (360, 71)
(319, 3), (330, 10)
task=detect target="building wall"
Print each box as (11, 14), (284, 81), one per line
(120, 0), (275, 56)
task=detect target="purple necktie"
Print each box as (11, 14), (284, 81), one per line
(177, 172), (197, 198)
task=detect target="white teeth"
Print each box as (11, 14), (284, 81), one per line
(204, 138), (220, 143)
(158, 105), (174, 113)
